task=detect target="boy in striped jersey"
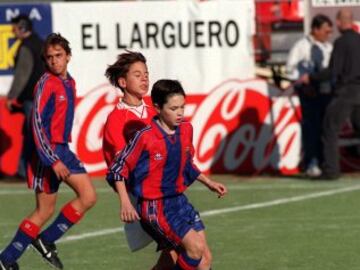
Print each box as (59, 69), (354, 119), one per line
(103, 52), (177, 269)
(107, 79), (227, 270)
(0, 33), (96, 270)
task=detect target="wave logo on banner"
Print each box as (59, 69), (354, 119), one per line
(191, 79), (301, 175)
(0, 4), (52, 75)
(72, 79), (302, 176)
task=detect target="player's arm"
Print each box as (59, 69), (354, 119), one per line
(103, 114), (126, 166)
(7, 46), (33, 110)
(196, 173), (227, 198)
(32, 80), (70, 180)
(115, 181), (140, 223)
(106, 131), (146, 222)
(328, 38), (346, 87)
(183, 122), (227, 197)
(285, 40), (304, 81)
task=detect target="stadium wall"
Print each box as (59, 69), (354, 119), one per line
(0, 1), (302, 176)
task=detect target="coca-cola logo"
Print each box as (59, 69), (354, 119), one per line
(72, 79), (302, 175)
(191, 79), (301, 174)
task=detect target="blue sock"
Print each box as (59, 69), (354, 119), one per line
(173, 252), (201, 270)
(40, 203), (83, 243)
(0, 220), (39, 264)
(40, 212), (74, 243)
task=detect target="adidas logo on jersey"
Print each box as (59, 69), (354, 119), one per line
(58, 95), (66, 102)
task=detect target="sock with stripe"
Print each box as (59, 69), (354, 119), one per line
(173, 252), (201, 270)
(0, 219), (40, 264)
(40, 202), (83, 243)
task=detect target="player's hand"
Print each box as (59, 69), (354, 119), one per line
(120, 201), (140, 223)
(52, 160), (71, 181)
(206, 180), (228, 198)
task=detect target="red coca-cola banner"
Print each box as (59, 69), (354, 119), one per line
(0, 98), (24, 176)
(2, 79), (360, 177)
(70, 79), (302, 176)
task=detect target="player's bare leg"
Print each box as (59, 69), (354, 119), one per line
(32, 174), (96, 269)
(28, 192), (58, 227)
(65, 173), (97, 213)
(0, 192), (57, 269)
(175, 229), (204, 270)
(197, 231), (212, 270)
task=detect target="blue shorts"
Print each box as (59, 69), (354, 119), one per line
(137, 194), (205, 250)
(27, 144), (87, 194)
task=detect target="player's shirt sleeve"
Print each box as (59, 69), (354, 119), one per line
(103, 112), (126, 166)
(183, 123), (201, 184)
(106, 130), (146, 187)
(32, 77), (60, 166)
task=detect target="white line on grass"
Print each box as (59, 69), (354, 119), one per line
(58, 228), (124, 243)
(0, 182), (350, 195)
(58, 184), (360, 244)
(200, 184), (360, 216)
(0, 188), (109, 195)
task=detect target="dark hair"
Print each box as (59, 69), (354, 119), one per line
(42, 33), (72, 60)
(11, 14), (32, 32)
(311, 14), (332, 30)
(151, 79), (186, 109)
(105, 50), (147, 92)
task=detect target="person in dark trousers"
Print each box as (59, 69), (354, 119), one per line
(314, 9), (360, 179)
(6, 14), (46, 179)
(286, 14), (333, 178)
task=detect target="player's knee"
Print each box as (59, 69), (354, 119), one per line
(186, 238), (205, 259)
(82, 191), (97, 210)
(200, 247), (213, 268)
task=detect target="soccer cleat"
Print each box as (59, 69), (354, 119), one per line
(31, 237), (63, 269)
(0, 260), (19, 270)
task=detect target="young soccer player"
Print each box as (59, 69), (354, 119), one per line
(103, 51), (155, 167)
(103, 52), (179, 269)
(0, 33), (97, 270)
(107, 79), (227, 270)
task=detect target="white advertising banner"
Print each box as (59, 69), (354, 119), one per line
(52, 0), (255, 96)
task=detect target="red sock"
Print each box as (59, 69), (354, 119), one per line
(19, 219), (40, 239)
(61, 203), (83, 224)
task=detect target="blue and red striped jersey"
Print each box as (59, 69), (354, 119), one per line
(32, 72), (76, 166)
(107, 118), (201, 199)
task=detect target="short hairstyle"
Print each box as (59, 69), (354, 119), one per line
(11, 14), (32, 32)
(105, 50), (147, 92)
(311, 14), (332, 30)
(151, 79), (186, 109)
(42, 33), (72, 59)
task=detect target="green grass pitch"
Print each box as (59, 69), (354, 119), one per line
(1, 175), (360, 269)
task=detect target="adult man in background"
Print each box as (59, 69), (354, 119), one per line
(6, 14), (45, 179)
(286, 14), (333, 178)
(317, 9), (360, 179)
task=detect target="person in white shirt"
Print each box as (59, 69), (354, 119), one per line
(286, 14), (333, 178)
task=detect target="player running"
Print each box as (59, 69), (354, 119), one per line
(0, 33), (97, 270)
